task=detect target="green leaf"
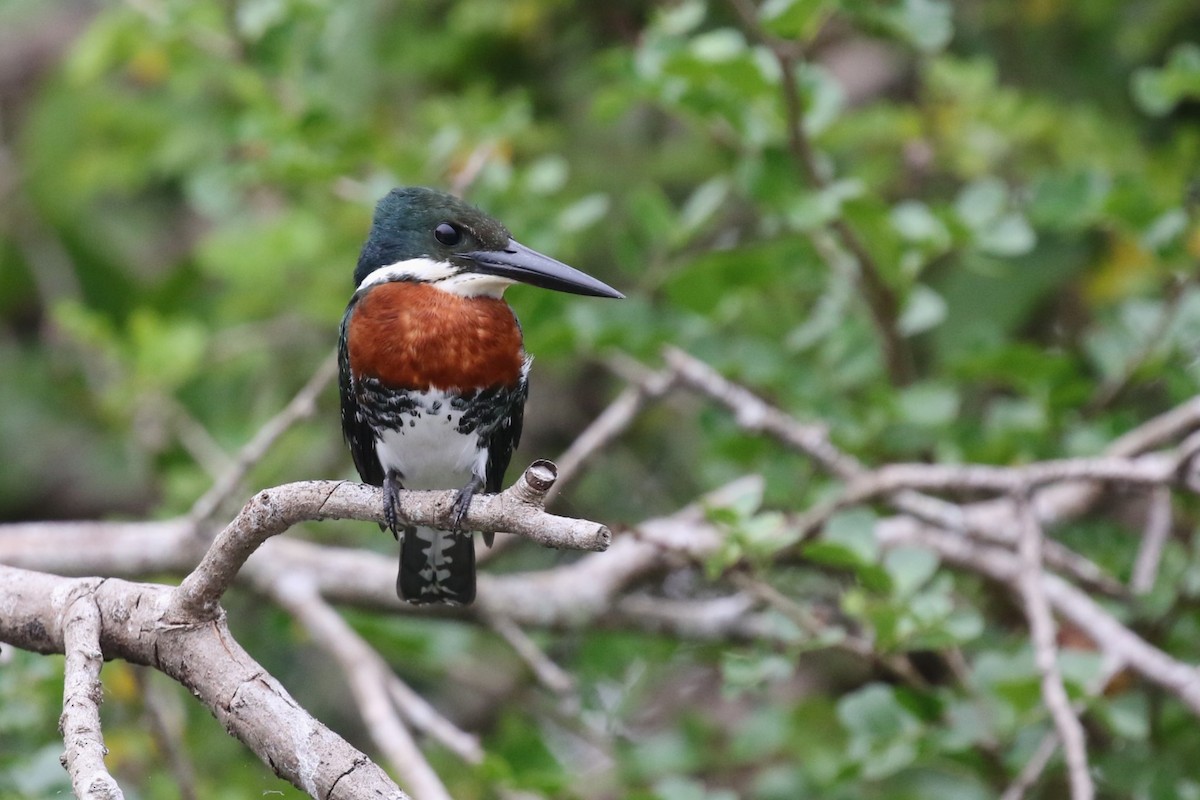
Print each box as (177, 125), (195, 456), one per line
(689, 29), (746, 63)
(954, 177), (1007, 229)
(557, 193), (610, 232)
(1027, 170), (1111, 230)
(819, 508), (880, 564)
(884, 547), (940, 597)
(876, 0), (954, 54)
(890, 200), (951, 246)
(677, 176), (731, 241)
(836, 683), (922, 779)
(898, 284), (948, 336)
(798, 63), (846, 136)
(1131, 43), (1200, 117)
(655, 0), (706, 36)
(760, 0), (832, 40)
(976, 212), (1036, 257)
(786, 179), (863, 231)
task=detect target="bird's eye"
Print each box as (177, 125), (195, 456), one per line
(434, 222), (463, 246)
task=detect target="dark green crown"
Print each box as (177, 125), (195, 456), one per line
(355, 187), (510, 288)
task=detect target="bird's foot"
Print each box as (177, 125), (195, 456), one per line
(449, 475), (484, 531)
(383, 471), (404, 538)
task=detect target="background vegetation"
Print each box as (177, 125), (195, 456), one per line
(2, 0), (1199, 797)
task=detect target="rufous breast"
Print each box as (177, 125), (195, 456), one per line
(347, 281), (525, 391)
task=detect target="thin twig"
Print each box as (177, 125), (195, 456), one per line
(486, 612), (576, 696)
(664, 347), (862, 478)
(877, 518), (1200, 716)
(247, 563), (483, 763)
(551, 363), (677, 500)
(189, 353), (339, 524)
(1131, 486), (1172, 595)
(731, 573), (930, 689)
(133, 668), (199, 800)
(666, 346), (1126, 594)
(998, 723), (1064, 800)
(1014, 493), (1093, 800)
(724, 0), (913, 386)
(1087, 274), (1192, 413)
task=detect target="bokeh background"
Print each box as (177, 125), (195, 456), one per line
(2, 0), (1199, 797)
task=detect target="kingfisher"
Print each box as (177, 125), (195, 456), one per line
(338, 187), (622, 605)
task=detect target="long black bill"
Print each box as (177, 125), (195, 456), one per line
(464, 239), (624, 299)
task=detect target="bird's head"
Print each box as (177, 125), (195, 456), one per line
(354, 187), (623, 300)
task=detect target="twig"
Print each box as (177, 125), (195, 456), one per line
(1087, 274), (1192, 413)
(1131, 486), (1172, 595)
(189, 354), (339, 524)
(667, 346), (1126, 594)
(857, 455), (1181, 497)
(876, 519), (1200, 716)
(1014, 493), (1093, 800)
(486, 612), (576, 696)
(170, 461), (611, 620)
(730, 572), (930, 688)
(998, 723), (1064, 800)
(723, 0), (913, 386)
(664, 347), (862, 479)
(999, 654), (1126, 800)
(551, 362), (677, 500)
(250, 563), (482, 763)
(267, 573), (458, 800)
(448, 141), (499, 197)
(59, 584), (125, 800)
(134, 668), (198, 800)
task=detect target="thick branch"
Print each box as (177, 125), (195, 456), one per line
(59, 584), (124, 800)
(0, 565), (407, 800)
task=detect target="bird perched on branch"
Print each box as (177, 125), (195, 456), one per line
(339, 187), (622, 604)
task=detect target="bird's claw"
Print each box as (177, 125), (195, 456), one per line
(449, 476), (484, 531)
(449, 489), (472, 531)
(383, 472), (403, 538)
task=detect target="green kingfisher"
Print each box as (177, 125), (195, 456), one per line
(338, 187), (622, 605)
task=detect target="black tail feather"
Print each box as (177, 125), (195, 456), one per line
(397, 526), (476, 605)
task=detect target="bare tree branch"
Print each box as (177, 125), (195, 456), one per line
(0, 566), (408, 799)
(722, 0), (914, 386)
(486, 612), (576, 696)
(266, 572), (455, 800)
(252, 567), (482, 763)
(189, 353), (339, 524)
(998, 725), (1064, 800)
(59, 584), (124, 800)
(170, 462), (611, 621)
(877, 518), (1200, 716)
(664, 347), (862, 478)
(1131, 486), (1173, 595)
(552, 360), (676, 499)
(1014, 494), (1093, 800)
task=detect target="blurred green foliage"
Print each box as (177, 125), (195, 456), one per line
(2, 0), (1200, 797)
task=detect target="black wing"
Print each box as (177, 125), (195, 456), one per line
(484, 372), (528, 494)
(338, 304), (385, 487)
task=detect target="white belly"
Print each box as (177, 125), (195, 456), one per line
(374, 389), (487, 490)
